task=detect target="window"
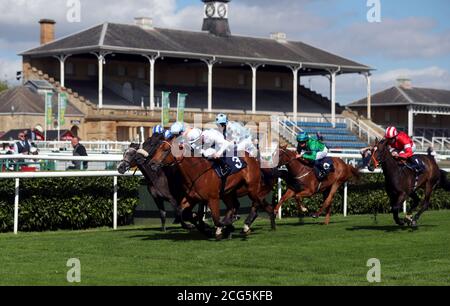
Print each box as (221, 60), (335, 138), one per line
(88, 63), (97, 76)
(275, 76), (282, 88)
(66, 62), (74, 75)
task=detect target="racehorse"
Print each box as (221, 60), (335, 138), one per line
(273, 146), (360, 225)
(117, 142), (192, 231)
(367, 139), (450, 227)
(144, 139), (270, 239)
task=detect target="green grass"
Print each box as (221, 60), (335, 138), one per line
(1, 211), (450, 286)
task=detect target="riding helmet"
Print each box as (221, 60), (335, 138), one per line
(152, 125), (164, 135)
(297, 132), (309, 142)
(385, 127), (399, 139)
(215, 113), (228, 125)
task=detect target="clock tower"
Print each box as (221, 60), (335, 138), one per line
(201, 0), (231, 36)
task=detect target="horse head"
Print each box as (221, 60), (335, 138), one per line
(117, 143), (140, 174)
(277, 146), (296, 168)
(367, 138), (389, 171)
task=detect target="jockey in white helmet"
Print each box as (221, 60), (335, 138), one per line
(186, 128), (234, 159)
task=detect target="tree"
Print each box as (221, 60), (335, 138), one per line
(0, 80), (9, 93)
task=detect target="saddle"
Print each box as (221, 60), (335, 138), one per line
(314, 157), (335, 181)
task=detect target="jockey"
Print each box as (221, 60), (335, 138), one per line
(215, 113), (228, 138)
(170, 122), (186, 138)
(164, 130), (173, 140)
(152, 125), (164, 135)
(385, 126), (424, 173)
(186, 128), (234, 176)
(296, 131), (331, 181)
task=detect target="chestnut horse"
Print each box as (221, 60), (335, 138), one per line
(274, 146), (360, 225)
(367, 139), (450, 227)
(146, 140), (270, 239)
(117, 142), (192, 231)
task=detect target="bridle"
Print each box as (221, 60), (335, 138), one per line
(278, 148), (299, 168)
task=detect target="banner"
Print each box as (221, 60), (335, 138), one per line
(176, 93), (187, 123)
(59, 92), (68, 126)
(161, 91), (171, 126)
(45, 92), (53, 126)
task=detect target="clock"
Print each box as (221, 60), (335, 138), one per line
(205, 3), (215, 18)
(217, 3), (227, 18)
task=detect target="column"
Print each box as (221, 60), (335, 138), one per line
(92, 51), (111, 109)
(143, 53), (160, 110)
(408, 106), (414, 137)
(290, 66), (301, 122)
(202, 59), (216, 112)
(330, 71), (337, 128)
(248, 64), (261, 114)
(366, 72), (372, 120)
(54, 54), (71, 88)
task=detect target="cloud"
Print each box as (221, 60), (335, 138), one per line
(310, 17), (450, 60)
(372, 66), (450, 90)
(0, 58), (22, 84)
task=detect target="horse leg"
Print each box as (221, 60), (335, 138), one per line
(404, 192), (420, 225)
(274, 188), (296, 215)
(154, 197), (167, 232)
(208, 198), (224, 240)
(412, 183), (433, 227)
(316, 183), (341, 225)
(391, 192), (407, 226)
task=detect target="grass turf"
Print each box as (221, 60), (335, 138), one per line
(0, 211), (449, 286)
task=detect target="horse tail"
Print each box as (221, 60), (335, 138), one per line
(439, 170), (450, 191)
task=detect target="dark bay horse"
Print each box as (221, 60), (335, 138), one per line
(274, 146), (360, 225)
(145, 139), (269, 239)
(368, 139), (450, 227)
(117, 142), (191, 231)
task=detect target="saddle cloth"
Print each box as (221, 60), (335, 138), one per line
(212, 157), (247, 178)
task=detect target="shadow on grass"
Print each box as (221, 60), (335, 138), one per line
(346, 224), (437, 232)
(128, 227), (264, 242)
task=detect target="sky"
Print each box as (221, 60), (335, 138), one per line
(0, 0), (449, 104)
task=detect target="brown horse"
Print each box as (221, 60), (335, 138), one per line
(147, 140), (270, 239)
(368, 139), (450, 227)
(274, 146), (360, 225)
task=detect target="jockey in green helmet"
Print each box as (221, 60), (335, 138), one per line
(296, 131), (331, 180)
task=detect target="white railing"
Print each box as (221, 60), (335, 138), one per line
(1, 153), (450, 235)
(0, 140), (131, 154)
(345, 117), (382, 145)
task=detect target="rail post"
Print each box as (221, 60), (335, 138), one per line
(343, 182), (348, 217)
(277, 178), (282, 220)
(113, 176), (118, 230)
(14, 178), (19, 234)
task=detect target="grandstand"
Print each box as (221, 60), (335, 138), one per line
(14, 0), (377, 149)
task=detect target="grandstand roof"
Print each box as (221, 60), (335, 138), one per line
(349, 86), (450, 108)
(0, 86), (84, 116)
(20, 22), (371, 74)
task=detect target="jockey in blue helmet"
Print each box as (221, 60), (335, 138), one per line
(152, 125), (164, 135)
(215, 113), (228, 138)
(164, 130), (173, 140)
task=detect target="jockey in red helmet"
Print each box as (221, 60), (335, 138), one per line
(385, 127), (424, 173)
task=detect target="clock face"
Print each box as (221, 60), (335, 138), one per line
(217, 3), (227, 18)
(205, 3), (215, 18)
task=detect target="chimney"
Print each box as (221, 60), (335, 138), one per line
(270, 32), (287, 43)
(202, 0), (231, 37)
(39, 19), (56, 45)
(397, 78), (412, 89)
(134, 17), (153, 30)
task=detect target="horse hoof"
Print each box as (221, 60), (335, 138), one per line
(241, 229), (251, 236)
(311, 213), (319, 219)
(161, 227), (167, 232)
(411, 220), (418, 228)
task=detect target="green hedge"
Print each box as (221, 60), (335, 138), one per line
(273, 173), (450, 217)
(0, 177), (140, 232)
